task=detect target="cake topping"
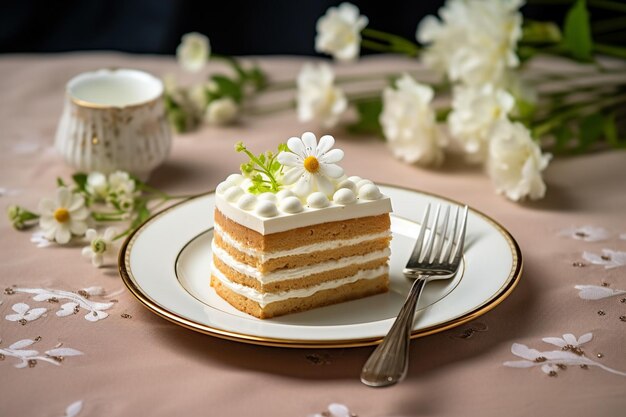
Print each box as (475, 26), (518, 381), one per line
(306, 192), (330, 208)
(226, 173), (245, 185)
(337, 179), (357, 193)
(277, 132), (344, 197)
(255, 200), (279, 217)
(237, 194), (257, 210)
(258, 192), (277, 202)
(333, 188), (357, 205)
(216, 181), (233, 195)
(358, 184), (383, 200)
(279, 196), (304, 213)
(276, 189), (296, 200)
(224, 186), (244, 202)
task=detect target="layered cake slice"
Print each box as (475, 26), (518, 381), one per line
(211, 132), (392, 319)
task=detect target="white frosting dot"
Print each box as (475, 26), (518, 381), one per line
(258, 192), (277, 202)
(255, 200), (278, 217)
(226, 173), (245, 185)
(307, 192), (330, 208)
(358, 184), (382, 200)
(237, 194), (257, 210)
(224, 186), (244, 202)
(240, 178), (253, 191)
(216, 181), (234, 195)
(337, 179), (357, 193)
(276, 189), (296, 200)
(356, 179), (374, 189)
(280, 196), (303, 213)
(333, 188), (356, 205)
(348, 176), (362, 184)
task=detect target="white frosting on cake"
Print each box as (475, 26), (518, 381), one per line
(212, 238), (390, 284)
(214, 133), (392, 234)
(212, 263), (388, 307)
(214, 223), (391, 261)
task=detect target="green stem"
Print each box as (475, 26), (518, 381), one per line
(594, 43), (626, 59)
(589, 0), (626, 13)
(591, 16), (626, 34)
(239, 147), (280, 191)
(533, 94), (626, 136)
(361, 39), (396, 53)
(362, 28), (420, 56)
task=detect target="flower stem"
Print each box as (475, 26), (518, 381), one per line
(362, 28), (420, 57)
(533, 94), (626, 137)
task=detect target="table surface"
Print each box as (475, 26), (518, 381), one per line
(1, 53), (625, 417)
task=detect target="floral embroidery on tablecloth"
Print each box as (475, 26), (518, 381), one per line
(559, 226), (610, 242)
(4, 287), (118, 322)
(575, 285), (626, 300)
(62, 400), (83, 417)
(582, 249), (626, 269)
(5, 302), (47, 324)
(503, 332), (626, 377)
(0, 337), (83, 368)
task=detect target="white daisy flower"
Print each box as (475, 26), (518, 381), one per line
(176, 32), (211, 72)
(82, 228), (117, 268)
(38, 187), (89, 244)
(297, 63), (347, 128)
(315, 2), (368, 61)
(277, 132), (344, 197)
(486, 120), (551, 201)
(205, 97), (239, 125)
(380, 73), (446, 166)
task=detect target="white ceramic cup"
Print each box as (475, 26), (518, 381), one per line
(55, 68), (171, 179)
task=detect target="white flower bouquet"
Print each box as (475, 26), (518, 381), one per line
(167, 0), (626, 202)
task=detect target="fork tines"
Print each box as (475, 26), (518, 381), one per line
(405, 203), (468, 268)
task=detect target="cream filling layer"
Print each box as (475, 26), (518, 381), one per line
(211, 239), (391, 284)
(214, 223), (391, 261)
(212, 262), (388, 307)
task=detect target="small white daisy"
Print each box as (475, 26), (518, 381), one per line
(38, 187), (89, 244)
(277, 132), (344, 197)
(82, 228), (117, 267)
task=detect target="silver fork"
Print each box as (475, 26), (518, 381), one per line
(360, 203), (468, 387)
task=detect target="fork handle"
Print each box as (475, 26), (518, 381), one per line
(360, 277), (427, 387)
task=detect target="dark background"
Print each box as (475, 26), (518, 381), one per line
(0, 0), (616, 56)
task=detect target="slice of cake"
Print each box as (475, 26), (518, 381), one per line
(211, 132), (392, 319)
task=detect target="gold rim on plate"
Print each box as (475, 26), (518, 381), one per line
(118, 184), (523, 348)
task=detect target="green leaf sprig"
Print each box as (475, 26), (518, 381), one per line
(235, 141), (288, 194)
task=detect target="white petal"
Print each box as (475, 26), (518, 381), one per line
(92, 254), (104, 267)
(5, 313), (23, 321)
(328, 403), (350, 417)
(542, 337), (566, 348)
(301, 132), (318, 155)
(45, 347), (83, 357)
(574, 284), (624, 300)
(316, 135), (335, 156)
(71, 207), (90, 221)
(65, 400), (84, 417)
(9, 339), (35, 350)
(68, 194), (85, 211)
(70, 220), (87, 236)
(277, 152), (302, 167)
(38, 198), (56, 214)
(103, 228), (117, 241)
(510, 343), (541, 360)
(24, 307), (47, 321)
(314, 175), (335, 197)
(83, 286), (105, 296)
(292, 176), (314, 197)
(55, 226), (72, 244)
(12, 302), (30, 314)
(282, 167), (305, 185)
(503, 359), (536, 368)
(541, 364), (557, 374)
(578, 333), (593, 344)
(562, 333), (578, 345)
(56, 187), (72, 208)
(85, 229), (98, 240)
(319, 148), (344, 164)
(319, 163), (344, 178)
(287, 137), (306, 157)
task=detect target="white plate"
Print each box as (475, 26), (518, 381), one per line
(119, 185), (522, 348)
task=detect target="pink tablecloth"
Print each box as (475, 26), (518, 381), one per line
(1, 53), (625, 417)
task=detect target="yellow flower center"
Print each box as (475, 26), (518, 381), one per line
(53, 208), (70, 223)
(304, 156), (320, 173)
